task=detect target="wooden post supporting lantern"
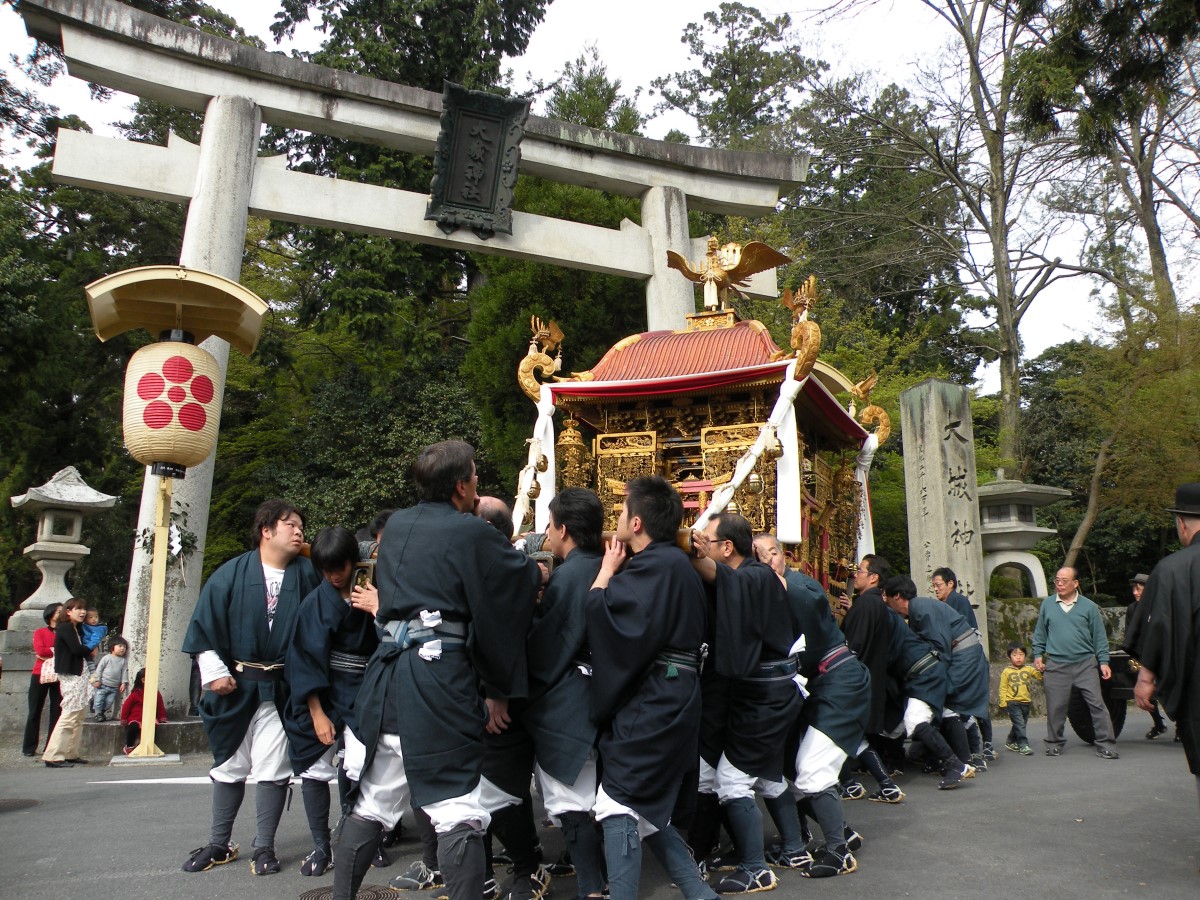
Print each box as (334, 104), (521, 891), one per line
(84, 266), (267, 758)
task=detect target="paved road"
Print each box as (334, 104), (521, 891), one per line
(1, 716), (1196, 899)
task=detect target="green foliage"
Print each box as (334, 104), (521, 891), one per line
(1021, 337), (1196, 601)
(0, 159), (176, 626)
(265, 0), (552, 352)
(784, 79), (986, 382)
(651, 2), (822, 150)
(1013, 0), (1200, 146)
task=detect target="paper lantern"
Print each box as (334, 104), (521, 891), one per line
(123, 339), (221, 469)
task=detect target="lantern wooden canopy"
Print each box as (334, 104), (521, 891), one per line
(85, 265), (268, 355)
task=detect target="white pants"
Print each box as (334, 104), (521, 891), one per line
(343, 728), (519, 833)
(903, 698), (936, 737)
(536, 751), (598, 824)
(593, 783), (659, 838)
(698, 756), (790, 802)
(211, 701), (291, 784)
(793, 728), (846, 795)
(300, 745), (339, 783)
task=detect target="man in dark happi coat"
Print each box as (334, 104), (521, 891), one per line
(180, 500), (320, 877)
(332, 441), (543, 900)
(932, 567), (978, 628)
(285, 525), (381, 878)
(518, 488), (607, 899)
(1123, 573), (1169, 739)
(687, 514), (801, 894)
(1130, 484), (1200, 816)
(838, 554), (892, 799)
(587, 475), (716, 900)
(753, 533), (870, 878)
(880, 606), (975, 790)
(884, 576), (988, 773)
(932, 567), (995, 764)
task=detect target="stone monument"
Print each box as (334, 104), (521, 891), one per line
(899, 379), (989, 653)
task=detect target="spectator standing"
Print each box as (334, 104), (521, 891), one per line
(1031, 566), (1119, 759)
(42, 598), (91, 768)
(1123, 573), (1169, 739)
(22, 603), (63, 757)
(998, 643), (1042, 754)
(92, 637), (129, 722)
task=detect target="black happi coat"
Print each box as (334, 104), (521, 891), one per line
(946, 590), (978, 629)
(907, 596), (989, 719)
(353, 501), (540, 808)
(523, 547), (604, 786)
(785, 570), (870, 758)
(700, 559), (802, 780)
(587, 540), (707, 830)
(884, 608), (948, 713)
(841, 586), (891, 733)
(182, 550), (320, 766)
(285, 578), (380, 774)
(1129, 541), (1200, 774)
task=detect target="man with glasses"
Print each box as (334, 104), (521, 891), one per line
(932, 567), (995, 767)
(1031, 566), (1119, 759)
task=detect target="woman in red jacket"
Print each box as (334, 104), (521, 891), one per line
(121, 667), (167, 754)
(22, 603), (63, 757)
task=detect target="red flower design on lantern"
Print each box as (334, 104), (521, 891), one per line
(137, 355), (213, 431)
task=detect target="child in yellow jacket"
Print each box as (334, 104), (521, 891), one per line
(999, 643), (1043, 754)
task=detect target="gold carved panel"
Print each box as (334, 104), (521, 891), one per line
(594, 431), (658, 532)
(700, 424), (774, 533)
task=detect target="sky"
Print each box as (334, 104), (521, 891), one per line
(1, 0), (1106, 390)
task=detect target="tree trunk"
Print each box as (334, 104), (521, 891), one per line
(1063, 433), (1114, 570)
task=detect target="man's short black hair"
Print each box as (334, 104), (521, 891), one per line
(548, 488), (604, 554)
(711, 512), (754, 558)
(370, 509), (394, 540)
(932, 567), (958, 588)
(413, 440), (475, 503)
(883, 574), (917, 599)
(862, 553), (891, 585)
(624, 475), (683, 544)
(251, 499), (303, 548)
(310, 526), (360, 575)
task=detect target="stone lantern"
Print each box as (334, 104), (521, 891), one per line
(0, 468), (115, 730)
(8, 466), (117, 629)
(977, 479), (1071, 598)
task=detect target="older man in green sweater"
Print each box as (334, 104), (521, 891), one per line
(1031, 566), (1119, 760)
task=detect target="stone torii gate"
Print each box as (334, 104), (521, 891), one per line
(19, 0), (809, 708)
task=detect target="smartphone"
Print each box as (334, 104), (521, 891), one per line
(353, 561), (375, 590)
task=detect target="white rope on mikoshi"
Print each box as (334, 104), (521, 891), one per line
(511, 385), (557, 538)
(854, 432), (879, 558)
(693, 359), (807, 542)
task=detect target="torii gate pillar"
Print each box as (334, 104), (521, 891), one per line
(641, 186), (694, 331)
